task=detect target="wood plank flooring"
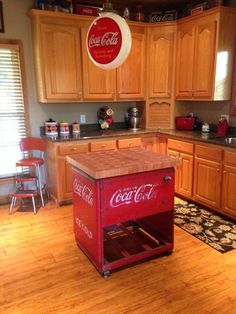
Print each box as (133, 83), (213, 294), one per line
(0, 200), (235, 314)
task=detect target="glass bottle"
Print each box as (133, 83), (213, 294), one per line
(135, 4), (145, 22)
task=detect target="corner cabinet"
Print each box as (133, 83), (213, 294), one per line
(146, 23), (176, 130)
(81, 22), (146, 101)
(28, 10), (83, 103)
(147, 24), (176, 99)
(175, 7), (236, 100)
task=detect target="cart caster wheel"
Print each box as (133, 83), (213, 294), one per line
(166, 250), (173, 256)
(102, 271), (110, 278)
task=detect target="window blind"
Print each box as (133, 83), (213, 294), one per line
(0, 44), (27, 178)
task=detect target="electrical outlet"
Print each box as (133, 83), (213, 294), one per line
(220, 114), (229, 123)
(80, 114), (86, 124)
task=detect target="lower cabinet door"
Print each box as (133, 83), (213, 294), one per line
(178, 153), (193, 198)
(194, 157), (221, 209)
(222, 165), (236, 218)
(57, 156), (73, 202)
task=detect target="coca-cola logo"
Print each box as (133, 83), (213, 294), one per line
(87, 17), (122, 65)
(110, 184), (159, 208)
(73, 178), (93, 206)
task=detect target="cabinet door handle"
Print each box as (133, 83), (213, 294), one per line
(163, 175), (172, 182)
(101, 144), (107, 148)
(129, 142), (133, 146)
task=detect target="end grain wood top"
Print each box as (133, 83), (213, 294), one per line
(67, 148), (180, 179)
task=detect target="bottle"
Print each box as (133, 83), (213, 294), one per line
(135, 4), (145, 22)
(123, 7), (130, 20)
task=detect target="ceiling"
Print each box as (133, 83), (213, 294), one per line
(77, 0), (194, 13)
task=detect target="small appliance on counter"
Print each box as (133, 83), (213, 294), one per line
(202, 122), (210, 133)
(175, 116), (195, 130)
(217, 117), (228, 137)
(127, 106), (140, 130)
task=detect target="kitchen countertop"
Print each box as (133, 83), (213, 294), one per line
(44, 127), (236, 149)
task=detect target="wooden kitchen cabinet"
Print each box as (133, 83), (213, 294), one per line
(175, 7), (236, 100)
(167, 139), (194, 198)
(29, 10), (83, 103)
(141, 135), (167, 154)
(90, 139), (117, 152)
(46, 141), (89, 205)
(81, 22), (146, 101)
(194, 144), (222, 210)
(117, 137), (142, 149)
(222, 150), (236, 219)
(116, 24), (146, 100)
(147, 24), (176, 99)
(81, 20), (116, 101)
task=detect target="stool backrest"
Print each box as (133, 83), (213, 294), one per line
(19, 137), (46, 156)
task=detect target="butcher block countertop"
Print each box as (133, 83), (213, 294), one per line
(67, 148), (180, 179)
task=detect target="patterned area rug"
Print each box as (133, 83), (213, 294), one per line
(174, 201), (236, 253)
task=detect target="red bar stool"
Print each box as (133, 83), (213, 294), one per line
(9, 137), (48, 214)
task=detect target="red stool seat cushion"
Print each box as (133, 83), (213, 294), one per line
(16, 157), (44, 167)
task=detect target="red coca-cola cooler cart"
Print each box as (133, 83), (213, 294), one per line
(68, 149), (179, 277)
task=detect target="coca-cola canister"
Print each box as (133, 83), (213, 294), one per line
(60, 122), (69, 135)
(45, 120), (58, 136)
(72, 122), (80, 134)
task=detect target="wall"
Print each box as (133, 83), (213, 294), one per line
(0, 0), (133, 137)
(176, 101), (236, 126)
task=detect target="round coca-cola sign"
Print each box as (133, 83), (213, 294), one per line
(87, 12), (132, 70)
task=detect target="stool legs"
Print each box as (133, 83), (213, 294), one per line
(36, 164), (45, 207)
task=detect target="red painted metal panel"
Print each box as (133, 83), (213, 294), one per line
(100, 168), (175, 226)
(72, 168), (103, 269)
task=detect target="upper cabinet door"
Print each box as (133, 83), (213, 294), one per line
(40, 22), (83, 102)
(148, 25), (176, 98)
(116, 25), (146, 100)
(81, 25), (116, 101)
(193, 18), (217, 98)
(175, 22), (195, 99)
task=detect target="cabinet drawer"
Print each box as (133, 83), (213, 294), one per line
(118, 137), (142, 149)
(90, 140), (117, 152)
(58, 142), (89, 155)
(167, 139), (194, 154)
(224, 150), (236, 166)
(195, 144), (222, 161)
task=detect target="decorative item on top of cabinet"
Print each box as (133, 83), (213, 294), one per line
(147, 24), (176, 99)
(175, 7), (236, 100)
(167, 139), (194, 199)
(28, 10), (83, 103)
(81, 21), (146, 101)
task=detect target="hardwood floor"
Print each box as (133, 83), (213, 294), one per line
(0, 200), (235, 314)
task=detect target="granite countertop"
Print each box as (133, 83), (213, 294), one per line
(43, 125), (236, 149)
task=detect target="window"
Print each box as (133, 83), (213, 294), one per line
(0, 41), (28, 178)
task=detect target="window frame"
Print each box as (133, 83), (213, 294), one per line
(0, 39), (30, 181)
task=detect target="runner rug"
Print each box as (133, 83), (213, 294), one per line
(174, 201), (236, 253)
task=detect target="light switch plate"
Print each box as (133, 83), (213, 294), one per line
(80, 114), (86, 124)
